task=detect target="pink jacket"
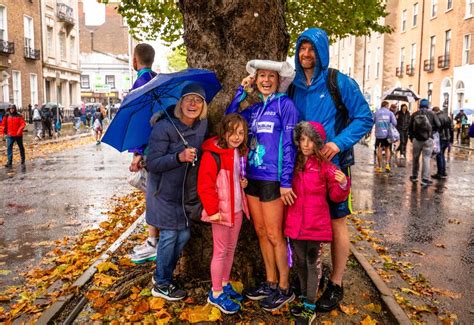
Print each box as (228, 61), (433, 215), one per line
(198, 137), (250, 227)
(284, 157), (350, 241)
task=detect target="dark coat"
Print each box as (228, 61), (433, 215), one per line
(145, 116), (207, 230)
(396, 110), (411, 131)
(436, 111), (453, 142)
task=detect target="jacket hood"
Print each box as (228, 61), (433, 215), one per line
(201, 136), (234, 156)
(294, 28), (330, 89)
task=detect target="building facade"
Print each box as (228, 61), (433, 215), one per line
(41, 0), (81, 115)
(330, 0), (473, 114)
(78, 0), (131, 106)
(0, 0), (43, 112)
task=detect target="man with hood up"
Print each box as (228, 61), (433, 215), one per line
(289, 28), (373, 312)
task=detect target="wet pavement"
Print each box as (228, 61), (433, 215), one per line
(351, 141), (473, 323)
(0, 141), (131, 289)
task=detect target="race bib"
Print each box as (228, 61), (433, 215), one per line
(256, 121), (274, 133)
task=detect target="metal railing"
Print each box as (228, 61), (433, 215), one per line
(437, 55), (450, 69)
(0, 40), (14, 54)
(24, 46), (40, 60)
(396, 66), (403, 77)
(405, 64), (415, 76)
(57, 3), (74, 25)
(423, 59), (434, 72)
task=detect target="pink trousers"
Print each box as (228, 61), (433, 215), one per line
(210, 211), (243, 291)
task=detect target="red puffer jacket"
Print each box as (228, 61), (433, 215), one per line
(2, 113), (26, 137)
(198, 137), (250, 227)
(284, 157), (350, 242)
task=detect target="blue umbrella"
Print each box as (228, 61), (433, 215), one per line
(102, 68), (221, 152)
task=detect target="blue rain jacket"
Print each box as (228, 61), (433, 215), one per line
(291, 28), (373, 167)
(226, 86), (299, 188)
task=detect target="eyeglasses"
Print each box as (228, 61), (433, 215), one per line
(183, 96), (204, 105)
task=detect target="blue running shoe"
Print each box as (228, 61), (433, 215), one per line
(243, 282), (275, 301)
(223, 283), (243, 302)
(207, 291), (240, 314)
(260, 287), (295, 311)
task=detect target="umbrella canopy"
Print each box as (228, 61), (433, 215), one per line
(102, 68), (222, 152)
(44, 102), (59, 109)
(453, 108), (474, 116)
(382, 87), (420, 103)
(0, 102), (11, 110)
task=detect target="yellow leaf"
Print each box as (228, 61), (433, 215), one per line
(0, 269), (12, 276)
(91, 312), (103, 320)
(180, 304), (221, 323)
(363, 303), (382, 313)
(230, 280), (244, 294)
(322, 321), (336, 325)
(361, 315), (377, 325)
(149, 297), (165, 310)
(431, 288), (461, 299)
(97, 261), (119, 273)
(401, 287), (421, 296)
(435, 243), (446, 248)
(411, 250), (426, 256)
(339, 303), (359, 315)
(329, 309), (339, 317)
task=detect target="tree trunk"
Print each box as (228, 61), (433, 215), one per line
(175, 0), (289, 287)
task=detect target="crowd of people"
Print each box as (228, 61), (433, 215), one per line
(126, 28), (373, 322)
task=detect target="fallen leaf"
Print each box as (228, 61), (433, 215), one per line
(435, 243), (446, 248)
(361, 315), (377, 325)
(411, 250), (426, 256)
(329, 309), (339, 317)
(139, 288), (152, 297)
(448, 218), (461, 224)
(118, 257), (136, 267)
(401, 287), (421, 296)
(0, 218), (4, 225)
(135, 299), (149, 313)
(339, 303), (359, 315)
(230, 280), (244, 294)
(431, 288), (461, 299)
(322, 321), (336, 325)
(91, 312), (103, 320)
(0, 270), (12, 276)
(0, 295), (10, 301)
(149, 297), (165, 310)
(363, 303), (382, 313)
(179, 304), (221, 323)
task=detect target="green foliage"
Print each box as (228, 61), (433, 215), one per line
(167, 47), (188, 72)
(105, 0), (391, 54)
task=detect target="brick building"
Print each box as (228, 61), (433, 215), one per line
(41, 0), (81, 115)
(330, 0), (474, 115)
(78, 0), (132, 105)
(0, 0), (43, 112)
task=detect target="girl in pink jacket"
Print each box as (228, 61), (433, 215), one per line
(197, 114), (250, 315)
(285, 121), (350, 318)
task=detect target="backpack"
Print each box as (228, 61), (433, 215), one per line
(413, 111), (432, 141)
(288, 68), (354, 168)
(41, 109), (51, 120)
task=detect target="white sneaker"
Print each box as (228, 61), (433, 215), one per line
(129, 240), (156, 264)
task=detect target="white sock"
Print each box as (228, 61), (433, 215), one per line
(212, 290), (223, 298)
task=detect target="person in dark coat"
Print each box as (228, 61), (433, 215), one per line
(431, 106), (453, 179)
(395, 103), (411, 158)
(147, 83), (208, 301)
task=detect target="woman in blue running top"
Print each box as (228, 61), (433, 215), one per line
(226, 60), (299, 311)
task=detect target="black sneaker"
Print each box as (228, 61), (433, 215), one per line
(4, 163), (12, 168)
(431, 174), (442, 179)
(440, 174), (448, 179)
(316, 281), (343, 312)
(243, 282), (275, 301)
(260, 287), (295, 311)
(151, 283), (186, 301)
(409, 176), (418, 183)
(421, 179), (433, 186)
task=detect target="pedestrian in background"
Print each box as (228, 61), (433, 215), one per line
(408, 99), (441, 186)
(73, 106), (82, 131)
(41, 104), (53, 138)
(395, 103), (410, 158)
(93, 107), (103, 145)
(374, 101), (397, 173)
(431, 106), (452, 180)
(32, 104), (43, 140)
(2, 105), (26, 168)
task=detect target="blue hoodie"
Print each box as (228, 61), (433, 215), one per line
(290, 28), (374, 167)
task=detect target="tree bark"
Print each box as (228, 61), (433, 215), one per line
(175, 0), (289, 286)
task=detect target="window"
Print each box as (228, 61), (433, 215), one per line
(376, 47), (381, 79)
(427, 82), (433, 104)
(444, 30), (451, 57)
(80, 75), (90, 88)
(401, 9), (407, 32)
(467, 0), (474, 17)
(105, 75), (115, 89)
(59, 32), (66, 59)
(463, 34), (471, 65)
(366, 51), (371, 80)
(47, 27), (53, 56)
(70, 36), (76, 62)
(400, 47), (405, 69)
(12, 71), (21, 107)
(429, 36), (436, 60)
(24, 16), (34, 49)
(411, 43), (417, 68)
(447, 0), (452, 10)
(2, 72), (9, 102)
(431, 0), (438, 17)
(413, 3), (418, 27)
(30, 74), (38, 105)
(0, 6), (7, 41)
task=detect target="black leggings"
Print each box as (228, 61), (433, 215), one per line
(292, 239), (323, 304)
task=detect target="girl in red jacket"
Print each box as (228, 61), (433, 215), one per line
(285, 121), (350, 319)
(198, 113), (250, 314)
